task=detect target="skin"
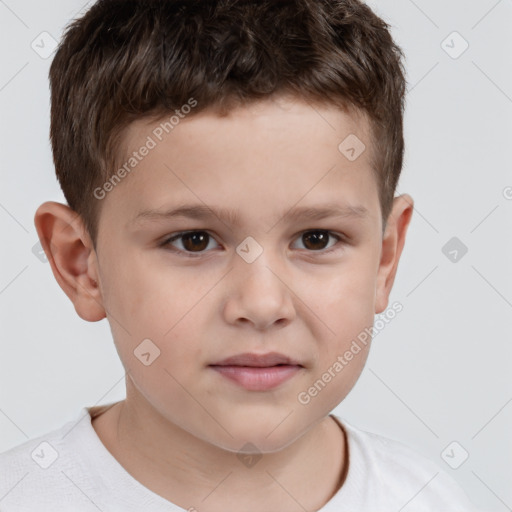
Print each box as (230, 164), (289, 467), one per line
(34, 95), (413, 512)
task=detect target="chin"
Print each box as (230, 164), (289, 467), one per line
(212, 432), (299, 455)
(203, 413), (313, 454)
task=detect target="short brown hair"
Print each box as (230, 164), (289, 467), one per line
(49, 0), (407, 247)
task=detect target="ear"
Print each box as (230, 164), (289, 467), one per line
(34, 201), (106, 322)
(375, 194), (414, 314)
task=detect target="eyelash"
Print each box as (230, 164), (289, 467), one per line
(160, 230), (346, 258)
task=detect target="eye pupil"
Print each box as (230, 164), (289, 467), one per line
(303, 231), (329, 250)
(182, 232), (209, 251)
(167, 230), (338, 256)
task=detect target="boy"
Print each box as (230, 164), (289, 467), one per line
(0, 0), (478, 510)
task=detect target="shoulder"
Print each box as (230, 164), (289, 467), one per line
(0, 408), (103, 512)
(331, 415), (479, 511)
(0, 402), (176, 512)
(0, 423), (65, 510)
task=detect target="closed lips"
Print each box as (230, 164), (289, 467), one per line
(209, 352), (303, 368)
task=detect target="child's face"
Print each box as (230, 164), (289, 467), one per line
(92, 96), (403, 452)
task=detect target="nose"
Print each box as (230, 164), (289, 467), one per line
(223, 254), (296, 331)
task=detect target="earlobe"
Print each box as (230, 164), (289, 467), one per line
(33, 201), (106, 322)
(374, 194), (414, 314)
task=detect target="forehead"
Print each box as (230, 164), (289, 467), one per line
(105, 96), (380, 230)
(118, 96), (374, 167)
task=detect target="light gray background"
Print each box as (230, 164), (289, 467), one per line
(1, 1), (511, 510)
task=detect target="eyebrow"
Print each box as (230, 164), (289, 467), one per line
(131, 202), (369, 228)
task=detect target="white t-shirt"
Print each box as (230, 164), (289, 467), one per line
(0, 402), (478, 511)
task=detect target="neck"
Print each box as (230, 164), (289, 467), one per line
(92, 391), (347, 512)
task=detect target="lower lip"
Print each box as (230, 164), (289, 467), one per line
(210, 365), (302, 391)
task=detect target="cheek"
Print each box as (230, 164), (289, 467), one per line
(102, 248), (182, 328)
(295, 269), (376, 409)
(101, 250), (212, 368)
(297, 255), (377, 343)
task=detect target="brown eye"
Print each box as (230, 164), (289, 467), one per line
(162, 231), (219, 255)
(301, 231), (331, 250)
(291, 230), (343, 253)
(181, 232), (210, 252)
